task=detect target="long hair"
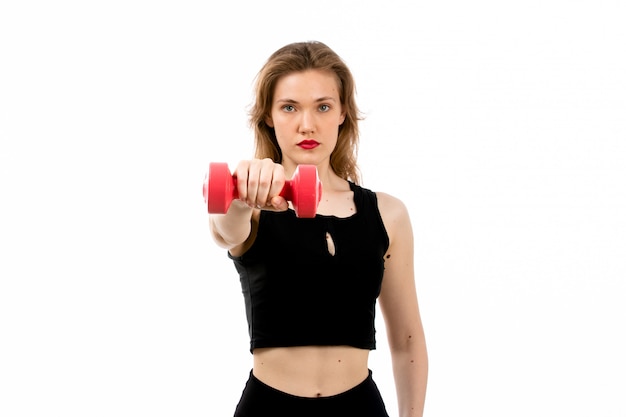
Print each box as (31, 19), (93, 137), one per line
(249, 41), (362, 184)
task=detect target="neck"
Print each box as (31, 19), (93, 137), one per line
(284, 162), (348, 193)
(309, 162), (351, 194)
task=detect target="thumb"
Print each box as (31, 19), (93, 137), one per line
(269, 195), (289, 212)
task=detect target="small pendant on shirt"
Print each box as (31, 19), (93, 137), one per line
(325, 231), (336, 256)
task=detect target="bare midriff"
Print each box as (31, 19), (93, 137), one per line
(252, 346), (370, 398)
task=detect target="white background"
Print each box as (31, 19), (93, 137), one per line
(1, 1), (625, 416)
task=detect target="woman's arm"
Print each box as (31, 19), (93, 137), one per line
(377, 192), (428, 417)
(208, 158), (288, 255)
(209, 200), (254, 250)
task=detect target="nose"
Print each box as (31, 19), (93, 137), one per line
(298, 110), (315, 134)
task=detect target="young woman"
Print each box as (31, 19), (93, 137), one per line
(209, 41), (428, 417)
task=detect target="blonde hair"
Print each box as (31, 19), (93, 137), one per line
(249, 41), (362, 184)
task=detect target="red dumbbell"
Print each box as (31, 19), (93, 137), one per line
(202, 162), (322, 218)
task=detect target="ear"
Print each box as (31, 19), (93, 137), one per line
(265, 115), (274, 128)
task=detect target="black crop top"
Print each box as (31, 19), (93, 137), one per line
(228, 182), (390, 353)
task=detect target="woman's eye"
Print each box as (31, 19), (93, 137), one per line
(319, 104), (330, 112)
(282, 105), (295, 112)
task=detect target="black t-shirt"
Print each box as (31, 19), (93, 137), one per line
(229, 182), (390, 353)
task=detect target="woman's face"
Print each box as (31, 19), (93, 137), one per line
(266, 69), (346, 170)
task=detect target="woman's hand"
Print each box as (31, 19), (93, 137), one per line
(233, 158), (289, 212)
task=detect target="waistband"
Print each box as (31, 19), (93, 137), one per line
(235, 368), (389, 416)
(249, 369), (375, 400)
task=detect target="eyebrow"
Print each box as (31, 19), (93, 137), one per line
(275, 96), (337, 104)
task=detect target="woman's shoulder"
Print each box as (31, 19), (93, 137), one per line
(372, 190), (412, 235)
(374, 190), (408, 212)
(350, 182), (409, 220)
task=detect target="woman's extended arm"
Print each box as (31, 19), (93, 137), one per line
(209, 158), (288, 254)
(209, 200), (254, 249)
(377, 193), (428, 417)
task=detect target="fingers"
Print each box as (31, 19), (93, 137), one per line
(234, 158), (286, 210)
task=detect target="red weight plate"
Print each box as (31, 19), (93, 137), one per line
(207, 162), (234, 214)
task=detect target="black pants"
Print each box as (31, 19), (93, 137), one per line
(234, 369), (390, 417)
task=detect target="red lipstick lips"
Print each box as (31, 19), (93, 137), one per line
(298, 140), (319, 150)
